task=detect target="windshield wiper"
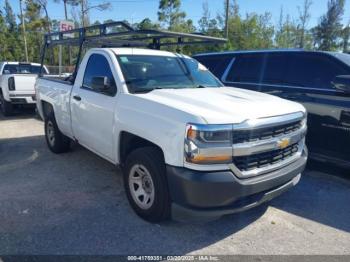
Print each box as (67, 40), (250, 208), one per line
(195, 85), (207, 88)
(133, 85), (212, 93)
(132, 87), (164, 94)
(194, 85), (221, 89)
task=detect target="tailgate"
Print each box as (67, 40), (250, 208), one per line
(12, 74), (37, 92)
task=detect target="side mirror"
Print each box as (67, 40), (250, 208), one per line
(332, 75), (350, 94)
(91, 76), (114, 93)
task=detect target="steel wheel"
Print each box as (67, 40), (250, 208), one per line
(46, 121), (55, 147)
(44, 112), (70, 154)
(128, 164), (155, 210)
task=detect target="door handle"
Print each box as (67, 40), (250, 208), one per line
(73, 95), (81, 101)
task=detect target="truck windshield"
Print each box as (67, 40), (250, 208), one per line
(116, 55), (223, 93)
(2, 64), (42, 75)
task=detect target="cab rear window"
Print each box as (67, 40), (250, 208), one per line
(2, 64), (43, 74)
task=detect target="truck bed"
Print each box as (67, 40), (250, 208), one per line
(36, 77), (73, 137)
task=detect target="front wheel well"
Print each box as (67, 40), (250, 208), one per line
(119, 132), (164, 166)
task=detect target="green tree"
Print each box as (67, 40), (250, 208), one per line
(230, 0), (239, 18)
(220, 0), (274, 51)
(342, 22), (350, 52)
(4, 0), (16, 32)
(296, 0), (313, 48)
(33, 0), (52, 34)
(275, 7), (286, 47)
(137, 18), (160, 30)
(80, 0), (111, 27)
(198, 1), (222, 37)
(53, 0), (80, 20)
(0, 10), (9, 60)
(313, 0), (345, 50)
(158, 0), (186, 30)
(192, 2), (223, 54)
(2, 0), (22, 61)
(198, 1), (210, 33)
(22, 0), (47, 62)
(223, 2), (242, 49)
(275, 8), (298, 48)
(239, 12), (274, 49)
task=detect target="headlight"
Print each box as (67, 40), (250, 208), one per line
(301, 114), (307, 128)
(184, 123), (233, 164)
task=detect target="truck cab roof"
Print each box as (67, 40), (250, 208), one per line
(193, 49), (347, 57)
(0, 61), (41, 66)
(95, 47), (189, 58)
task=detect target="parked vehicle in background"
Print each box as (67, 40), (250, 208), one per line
(194, 50), (350, 168)
(0, 62), (49, 116)
(36, 22), (308, 222)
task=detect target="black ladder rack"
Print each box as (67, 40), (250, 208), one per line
(44, 21), (226, 48)
(40, 21), (226, 80)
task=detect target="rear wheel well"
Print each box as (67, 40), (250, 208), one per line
(119, 132), (164, 166)
(41, 101), (54, 120)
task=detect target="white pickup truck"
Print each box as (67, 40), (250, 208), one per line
(0, 62), (48, 116)
(36, 47), (308, 222)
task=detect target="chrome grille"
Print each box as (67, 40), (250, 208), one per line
(230, 112), (306, 178)
(232, 120), (302, 144)
(233, 143), (299, 172)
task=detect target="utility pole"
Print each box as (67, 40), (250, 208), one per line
(225, 0), (229, 38)
(64, 0), (68, 20)
(81, 0), (85, 27)
(19, 0), (29, 62)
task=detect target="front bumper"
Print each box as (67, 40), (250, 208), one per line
(166, 149), (307, 221)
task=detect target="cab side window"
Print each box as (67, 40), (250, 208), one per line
(82, 54), (117, 95)
(194, 55), (233, 79)
(285, 53), (349, 89)
(226, 54), (265, 83)
(263, 53), (288, 85)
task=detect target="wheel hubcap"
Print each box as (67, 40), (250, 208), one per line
(47, 121), (55, 146)
(129, 164), (155, 210)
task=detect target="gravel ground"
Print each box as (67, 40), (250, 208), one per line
(0, 110), (349, 255)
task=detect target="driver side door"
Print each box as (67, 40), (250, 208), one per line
(277, 53), (350, 162)
(71, 53), (118, 162)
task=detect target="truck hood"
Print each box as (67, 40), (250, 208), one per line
(137, 87), (306, 124)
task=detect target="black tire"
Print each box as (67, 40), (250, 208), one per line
(123, 147), (171, 223)
(0, 93), (13, 116)
(45, 112), (71, 153)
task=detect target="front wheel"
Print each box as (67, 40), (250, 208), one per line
(123, 147), (171, 223)
(45, 112), (71, 153)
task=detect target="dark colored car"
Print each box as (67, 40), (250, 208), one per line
(193, 50), (350, 168)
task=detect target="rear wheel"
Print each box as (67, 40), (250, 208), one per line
(45, 112), (71, 153)
(123, 147), (171, 223)
(0, 93), (13, 116)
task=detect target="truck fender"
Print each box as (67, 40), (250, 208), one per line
(118, 131), (165, 166)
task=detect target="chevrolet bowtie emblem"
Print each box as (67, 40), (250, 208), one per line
(277, 138), (290, 149)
